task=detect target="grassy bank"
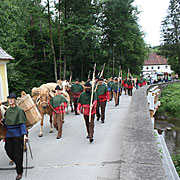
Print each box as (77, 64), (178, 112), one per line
(157, 83), (180, 119)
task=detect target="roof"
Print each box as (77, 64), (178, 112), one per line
(144, 53), (168, 65)
(0, 47), (14, 60)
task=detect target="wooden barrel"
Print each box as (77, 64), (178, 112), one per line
(17, 94), (42, 128)
(0, 123), (6, 140)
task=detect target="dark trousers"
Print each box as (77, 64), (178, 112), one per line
(84, 115), (95, 138)
(5, 136), (24, 175)
(73, 97), (78, 114)
(96, 101), (106, 121)
(113, 91), (120, 105)
(128, 88), (133, 96)
(53, 113), (64, 137)
(109, 90), (113, 101)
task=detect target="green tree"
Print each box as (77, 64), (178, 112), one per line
(160, 0), (180, 75)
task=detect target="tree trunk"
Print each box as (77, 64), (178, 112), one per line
(40, 20), (47, 61)
(47, 0), (57, 81)
(58, 0), (62, 79)
(63, 0), (67, 80)
(81, 59), (84, 80)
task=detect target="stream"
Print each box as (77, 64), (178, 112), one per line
(155, 118), (180, 155)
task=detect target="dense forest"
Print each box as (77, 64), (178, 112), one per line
(0, 0), (147, 94)
(0, 0), (179, 95)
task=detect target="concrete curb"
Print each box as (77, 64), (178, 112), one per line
(119, 86), (167, 179)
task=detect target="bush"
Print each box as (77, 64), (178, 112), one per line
(158, 83), (180, 119)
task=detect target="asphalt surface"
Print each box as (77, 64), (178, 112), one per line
(0, 93), (132, 180)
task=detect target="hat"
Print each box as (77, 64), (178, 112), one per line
(7, 92), (17, 99)
(114, 77), (118, 81)
(95, 76), (99, 80)
(55, 85), (61, 90)
(98, 78), (103, 81)
(75, 78), (79, 82)
(84, 82), (91, 87)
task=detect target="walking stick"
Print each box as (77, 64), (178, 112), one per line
(94, 63), (105, 92)
(89, 63), (96, 123)
(69, 72), (72, 85)
(88, 70), (91, 79)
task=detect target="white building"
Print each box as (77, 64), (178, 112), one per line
(142, 53), (173, 76)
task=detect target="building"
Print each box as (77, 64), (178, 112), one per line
(142, 53), (173, 76)
(0, 47), (14, 102)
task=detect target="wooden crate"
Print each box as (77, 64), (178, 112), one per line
(17, 94), (42, 128)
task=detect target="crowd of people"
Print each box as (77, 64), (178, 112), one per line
(0, 75), (147, 180)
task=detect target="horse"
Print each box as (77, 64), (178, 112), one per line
(61, 80), (74, 113)
(35, 88), (54, 137)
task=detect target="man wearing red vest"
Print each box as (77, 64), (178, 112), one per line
(96, 78), (110, 123)
(77, 82), (98, 143)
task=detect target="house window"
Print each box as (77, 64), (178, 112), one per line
(165, 65), (168, 69)
(146, 67), (149, 70)
(158, 66), (160, 69)
(151, 66), (154, 69)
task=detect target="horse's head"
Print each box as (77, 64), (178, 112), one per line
(39, 88), (51, 109)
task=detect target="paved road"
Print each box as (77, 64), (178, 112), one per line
(0, 93), (132, 180)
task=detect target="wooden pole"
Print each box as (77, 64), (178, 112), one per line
(89, 63), (96, 123)
(95, 63), (105, 92)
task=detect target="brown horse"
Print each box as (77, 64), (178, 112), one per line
(35, 88), (53, 137)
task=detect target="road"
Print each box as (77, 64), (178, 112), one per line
(0, 93), (132, 180)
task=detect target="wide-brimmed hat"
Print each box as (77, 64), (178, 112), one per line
(84, 82), (91, 87)
(98, 78), (103, 81)
(7, 92), (17, 99)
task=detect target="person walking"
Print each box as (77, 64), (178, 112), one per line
(112, 77), (121, 106)
(49, 85), (68, 139)
(77, 82), (98, 143)
(107, 77), (114, 101)
(96, 78), (110, 123)
(3, 92), (28, 180)
(70, 78), (84, 115)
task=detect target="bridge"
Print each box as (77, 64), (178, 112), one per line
(0, 81), (179, 180)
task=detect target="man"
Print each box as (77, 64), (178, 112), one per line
(70, 78), (84, 115)
(107, 77), (114, 101)
(50, 85), (68, 139)
(96, 78), (110, 123)
(138, 76), (147, 87)
(111, 77), (121, 106)
(3, 92), (28, 180)
(127, 77), (134, 96)
(77, 82), (97, 143)
(122, 77), (127, 95)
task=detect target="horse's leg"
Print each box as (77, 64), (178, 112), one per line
(49, 115), (53, 133)
(39, 114), (44, 137)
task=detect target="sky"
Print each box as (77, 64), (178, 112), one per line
(133, 0), (170, 47)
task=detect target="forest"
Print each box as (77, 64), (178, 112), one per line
(0, 0), (179, 94)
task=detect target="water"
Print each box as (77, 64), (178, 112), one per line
(155, 118), (180, 155)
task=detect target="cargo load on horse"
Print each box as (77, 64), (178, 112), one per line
(16, 94), (42, 128)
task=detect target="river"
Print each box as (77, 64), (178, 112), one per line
(155, 118), (180, 155)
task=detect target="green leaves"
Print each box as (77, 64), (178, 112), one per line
(158, 83), (180, 119)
